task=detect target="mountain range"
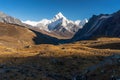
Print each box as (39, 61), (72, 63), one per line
(23, 12), (88, 39)
(0, 10), (120, 44)
(0, 11), (88, 39)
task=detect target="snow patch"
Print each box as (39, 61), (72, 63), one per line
(22, 20), (40, 26)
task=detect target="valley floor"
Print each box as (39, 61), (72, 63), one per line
(0, 37), (120, 80)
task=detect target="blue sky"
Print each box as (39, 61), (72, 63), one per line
(0, 0), (120, 21)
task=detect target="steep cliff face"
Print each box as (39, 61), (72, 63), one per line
(72, 10), (120, 41)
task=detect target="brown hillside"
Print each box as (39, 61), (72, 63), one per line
(0, 23), (60, 48)
(0, 22), (36, 48)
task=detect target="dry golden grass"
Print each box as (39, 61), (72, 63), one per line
(0, 37), (120, 80)
(0, 22), (36, 48)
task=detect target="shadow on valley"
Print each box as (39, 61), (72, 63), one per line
(0, 53), (120, 80)
(91, 42), (120, 50)
(31, 29), (60, 45)
(0, 54), (105, 80)
(29, 29), (120, 46)
(30, 29), (71, 45)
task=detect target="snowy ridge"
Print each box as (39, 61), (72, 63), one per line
(23, 12), (88, 32)
(22, 20), (40, 26)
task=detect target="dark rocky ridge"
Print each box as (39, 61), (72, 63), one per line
(72, 10), (120, 41)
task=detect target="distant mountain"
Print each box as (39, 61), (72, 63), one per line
(23, 12), (88, 39)
(72, 10), (120, 41)
(0, 12), (28, 27)
(0, 11), (88, 39)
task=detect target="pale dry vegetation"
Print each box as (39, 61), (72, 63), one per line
(0, 37), (120, 80)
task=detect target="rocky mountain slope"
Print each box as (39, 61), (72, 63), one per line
(0, 12), (29, 27)
(72, 10), (120, 41)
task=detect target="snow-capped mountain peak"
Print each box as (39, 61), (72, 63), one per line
(54, 12), (66, 19)
(75, 20), (81, 26)
(23, 12), (88, 34)
(36, 19), (51, 26)
(52, 12), (67, 22)
(48, 12), (69, 30)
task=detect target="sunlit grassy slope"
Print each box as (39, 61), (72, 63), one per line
(0, 37), (120, 80)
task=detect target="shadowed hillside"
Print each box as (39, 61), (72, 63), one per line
(31, 29), (59, 45)
(0, 22), (60, 48)
(72, 10), (120, 41)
